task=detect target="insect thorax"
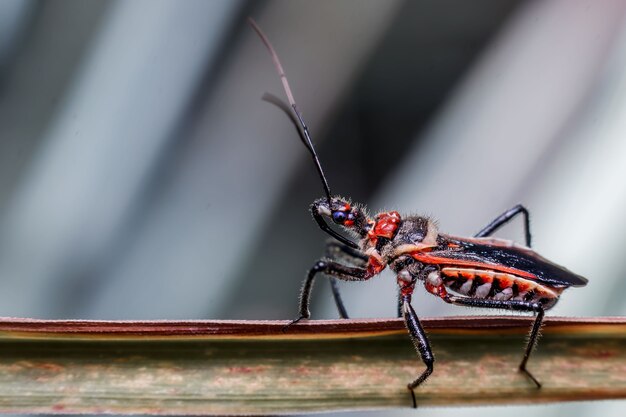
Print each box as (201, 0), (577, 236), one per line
(361, 212), (438, 265)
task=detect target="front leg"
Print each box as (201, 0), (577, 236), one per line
(287, 256), (383, 327)
(324, 241), (368, 319)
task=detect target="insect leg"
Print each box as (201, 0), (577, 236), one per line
(474, 204), (531, 247)
(325, 240), (368, 264)
(286, 260), (375, 328)
(402, 295), (434, 408)
(324, 241), (368, 319)
(519, 306), (545, 387)
(328, 278), (349, 319)
(439, 291), (545, 387)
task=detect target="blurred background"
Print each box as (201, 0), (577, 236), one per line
(0, 0), (624, 415)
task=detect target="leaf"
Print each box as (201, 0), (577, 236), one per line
(0, 316), (623, 414)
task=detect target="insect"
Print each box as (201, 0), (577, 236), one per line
(249, 18), (588, 408)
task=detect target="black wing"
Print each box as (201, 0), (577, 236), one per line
(430, 236), (588, 287)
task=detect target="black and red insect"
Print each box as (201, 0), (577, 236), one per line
(249, 19), (588, 407)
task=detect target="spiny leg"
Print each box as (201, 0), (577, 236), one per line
(401, 295), (434, 408)
(325, 240), (368, 264)
(519, 306), (545, 387)
(285, 260), (373, 330)
(325, 241), (368, 319)
(475, 204), (532, 247)
(328, 278), (349, 319)
(440, 292), (545, 387)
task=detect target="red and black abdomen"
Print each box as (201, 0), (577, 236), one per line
(410, 236), (587, 309)
(439, 267), (562, 309)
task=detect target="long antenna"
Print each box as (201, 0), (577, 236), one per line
(248, 18), (333, 206)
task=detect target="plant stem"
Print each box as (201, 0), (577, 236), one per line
(0, 316), (623, 414)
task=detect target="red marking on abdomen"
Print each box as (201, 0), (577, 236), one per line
(441, 267), (561, 300)
(442, 268), (504, 284)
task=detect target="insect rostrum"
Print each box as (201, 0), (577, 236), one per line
(249, 18), (588, 408)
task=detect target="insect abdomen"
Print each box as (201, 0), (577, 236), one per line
(441, 267), (562, 308)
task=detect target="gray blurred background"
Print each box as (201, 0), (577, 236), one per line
(0, 0), (624, 415)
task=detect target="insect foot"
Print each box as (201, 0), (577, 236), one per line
(281, 315), (308, 333)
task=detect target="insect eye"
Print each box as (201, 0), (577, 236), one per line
(332, 211), (347, 224)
